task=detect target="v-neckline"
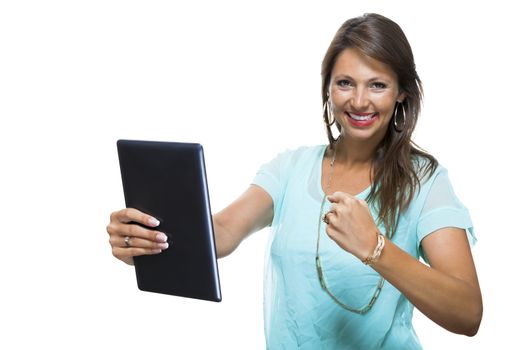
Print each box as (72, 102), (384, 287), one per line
(317, 145), (371, 199)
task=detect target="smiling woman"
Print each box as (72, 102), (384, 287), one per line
(329, 48), (402, 147)
(106, 12), (482, 350)
(321, 14), (435, 241)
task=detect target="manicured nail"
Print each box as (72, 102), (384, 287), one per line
(158, 242), (169, 250)
(148, 217), (160, 227)
(152, 249), (162, 254)
(155, 232), (168, 243)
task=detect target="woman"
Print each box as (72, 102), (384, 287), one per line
(107, 13), (482, 349)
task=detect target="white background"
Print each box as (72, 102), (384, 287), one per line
(1, 1), (523, 349)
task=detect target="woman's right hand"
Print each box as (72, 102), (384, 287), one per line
(106, 208), (169, 265)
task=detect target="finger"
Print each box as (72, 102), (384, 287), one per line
(109, 235), (169, 250)
(325, 225), (340, 241)
(107, 218), (168, 243)
(358, 198), (371, 209)
(123, 223), (168, 243)
(325, 209), (343, 227)
(111, 208), (160, 227)
(322, 211), (333, 225)
(327, 191), (352, 203)
(329, 203), (339, 214)
(112, 246), (162, 260)
(328, 202), (345, 219)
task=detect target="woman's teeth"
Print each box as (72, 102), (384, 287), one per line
(349, 113), (376, 121)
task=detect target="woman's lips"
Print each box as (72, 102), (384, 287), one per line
(345, 112), (378, 127)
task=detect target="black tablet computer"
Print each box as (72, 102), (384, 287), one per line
(117, 139), (221, 302)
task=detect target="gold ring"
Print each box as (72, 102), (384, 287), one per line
(124, 236), (131, 247)
(322, 212), (331, 225)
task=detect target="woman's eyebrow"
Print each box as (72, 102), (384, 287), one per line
(333, 74), (355, 81)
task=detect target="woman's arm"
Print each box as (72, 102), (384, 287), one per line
(325, 192), (482, 336)
(213, 185), (274, 258)
(107, 185), (273, 264)
(372, 227), (482, 336)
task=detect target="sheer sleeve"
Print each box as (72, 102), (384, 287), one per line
(416, 168), (476, 260)
(251, 149), (294, 220)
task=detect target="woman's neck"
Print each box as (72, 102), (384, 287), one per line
(334, 136), (377, 169)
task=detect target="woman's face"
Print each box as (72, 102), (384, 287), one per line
(329, 48), (404, 145)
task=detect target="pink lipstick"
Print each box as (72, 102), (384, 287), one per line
(346, 112), (378, 127)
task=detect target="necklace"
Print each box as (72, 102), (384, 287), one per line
(315, 144), (384, 314)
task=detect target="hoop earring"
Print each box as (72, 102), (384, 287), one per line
(393, 101), (406, 132)
(324, 100), (336, 126)
(323, 98), (340, 146)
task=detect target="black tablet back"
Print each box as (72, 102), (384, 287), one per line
(117, 140), (221, 302)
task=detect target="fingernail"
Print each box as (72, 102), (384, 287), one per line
(148, 217), (160, 227)
(152, 249), (162, 254)
(158, 242), (169, 250)
(156, 232), (168, 243)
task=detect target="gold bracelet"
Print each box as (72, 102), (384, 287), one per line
(362, 232), (385, 265)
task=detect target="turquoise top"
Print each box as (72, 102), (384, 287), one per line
(252, 145), (475, 350)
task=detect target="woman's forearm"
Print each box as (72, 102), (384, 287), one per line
(212, 186), (274, 259)
(213, 215), (241, 259)
(372, 239), (482, 336)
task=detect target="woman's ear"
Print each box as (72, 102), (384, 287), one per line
(397, 91), (406, 103)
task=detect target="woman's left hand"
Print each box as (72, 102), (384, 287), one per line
(325, 191), (379, 260)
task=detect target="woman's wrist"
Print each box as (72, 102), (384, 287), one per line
(361, 231), (386, 265)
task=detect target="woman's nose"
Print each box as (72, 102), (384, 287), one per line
(350, 88), (370, 110)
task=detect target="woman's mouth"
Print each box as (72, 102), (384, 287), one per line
(345, 112), (378, 127)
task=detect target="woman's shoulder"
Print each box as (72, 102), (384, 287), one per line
(256, 144), (326, 177)
(281, 144), (326, 155)
(271, 144), (326, 164)
(411, 155), (462, 206)
(411, 153), (443, 184)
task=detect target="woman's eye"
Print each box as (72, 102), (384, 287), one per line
(371, 82), (387, 89)
(336, 80), (352, 87)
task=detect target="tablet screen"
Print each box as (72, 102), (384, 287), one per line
(117, 139), (221, 302)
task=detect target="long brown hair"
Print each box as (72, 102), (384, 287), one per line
(321, 13), (437, 237)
